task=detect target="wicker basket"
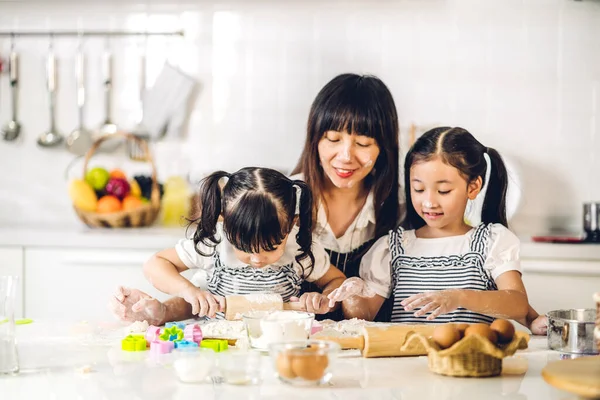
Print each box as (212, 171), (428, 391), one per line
(73, 132), (161, 228)
(406, 331), (530, 377)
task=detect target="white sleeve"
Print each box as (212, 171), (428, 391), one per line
(359, 235), (393, 299)
(174, 238), (214, 270)
(303, 240), (330, 282)
(484, 224), (522, 280)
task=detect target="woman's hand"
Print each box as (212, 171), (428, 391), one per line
(180, 287), (225, 318)
(109, 286), (167, 326)
(529, 314), (548, 335)
(326, 277), (376, 308)
(290, 292), (333, 314)
(401, 289), (461, 320)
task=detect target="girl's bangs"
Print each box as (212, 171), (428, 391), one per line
(223, 194), (288, 254)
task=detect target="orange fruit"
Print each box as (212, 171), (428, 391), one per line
(122, 195), (143, 211)
(97, 195), (122, 213)
(109, 169), (127, 180)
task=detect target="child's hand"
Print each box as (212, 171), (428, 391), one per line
(326, 277), (376, 308)
(529, 314), (548, 335)
(401, 290), (461, 320)
(181, 287), (225, 318)
(109, 286), (167, 326)
(290, 293), (333, 314)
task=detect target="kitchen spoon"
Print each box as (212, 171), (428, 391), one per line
(37, 37), (63, 147)
(1, 39), (20, 141)
(66, 39), (93, 155)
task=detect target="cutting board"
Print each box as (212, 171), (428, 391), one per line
(541, 355), (600, 398)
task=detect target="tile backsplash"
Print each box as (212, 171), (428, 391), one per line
(0, 0), (598, 235)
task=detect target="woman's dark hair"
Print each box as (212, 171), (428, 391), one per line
(403, 127), (508, 230)
(291, 73), (400, 239)
(188, 167), (315, 277)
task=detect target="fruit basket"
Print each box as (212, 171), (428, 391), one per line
(69, 132), (161, 228)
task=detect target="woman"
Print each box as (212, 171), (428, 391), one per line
(110, 73), (401, 324)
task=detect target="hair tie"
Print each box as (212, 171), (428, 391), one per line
(292, 183), (302, 215)
(220, 173), (231, 210)
(464, 152), (492, 226)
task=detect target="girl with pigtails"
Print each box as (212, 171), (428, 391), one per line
(329, 127), (533, 325)
(141, 167), (346, 319)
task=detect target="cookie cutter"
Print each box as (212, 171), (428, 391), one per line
(184, 324), (203, 344)
(200, 339), (228, 352)
(160, 326), (184, 342)
(150, 340), (175, 355)
(122, 335), (148, 352)
(145, 325), (161, 343)
(174, 340), (199, 349)
(165, 321), (186, 330)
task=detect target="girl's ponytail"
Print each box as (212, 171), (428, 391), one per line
(481, 148), (508, 227)
(293, 179), (315, 278)
(192, 170), (230, 255)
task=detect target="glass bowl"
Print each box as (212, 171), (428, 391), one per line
(172, 348), (216, 383)
(218, 349), (262, 385)
(268, 340), (340, 386)
(242, 310), (314, 351)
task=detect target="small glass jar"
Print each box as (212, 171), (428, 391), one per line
(172, 348), (215, 383)
(218, 349), (262, 385)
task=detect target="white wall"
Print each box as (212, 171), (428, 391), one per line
(0, 0), (598, 235)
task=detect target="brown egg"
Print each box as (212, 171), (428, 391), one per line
(454, 323), (470, 338)
(432, 324), (461, 349)
(276, 351), (296, 379)
(314, 353), (329, 370)
(490, 319), (515, 343)
(464, 323), (498, 344)
(291, 352), (327, 381)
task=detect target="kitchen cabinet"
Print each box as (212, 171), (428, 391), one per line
(23, 247), (175, 321)
(521, 259), (600, 314)
(0, 246), (24, 318)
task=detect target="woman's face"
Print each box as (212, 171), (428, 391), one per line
(317, 130), (380, 189)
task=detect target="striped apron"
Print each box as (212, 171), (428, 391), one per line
(208, 252), (302, 320)
(389, 223), (497, 324)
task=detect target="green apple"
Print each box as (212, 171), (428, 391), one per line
(85, 167), (110, 191)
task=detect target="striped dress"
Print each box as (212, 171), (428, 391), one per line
(389, 223), (497, 324)
(207, 252), (302, 320)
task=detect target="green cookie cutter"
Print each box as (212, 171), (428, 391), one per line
(159, 326), (184, 342)
(200, 339), (228, 352)
(122, 335), (147, 351)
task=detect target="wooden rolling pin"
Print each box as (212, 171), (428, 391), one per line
(224, 293), (305, 320)
(316, 324), (436, 358)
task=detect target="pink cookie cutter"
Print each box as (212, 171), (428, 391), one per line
(145, 326), (161, 344)
(311, 321), (323, 335)
(150, 340), (174, 355)
(184, 324), (203, 344)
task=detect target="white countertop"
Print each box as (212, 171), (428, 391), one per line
(0, 321), (579, 400)
(0, 225), (187, 250)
